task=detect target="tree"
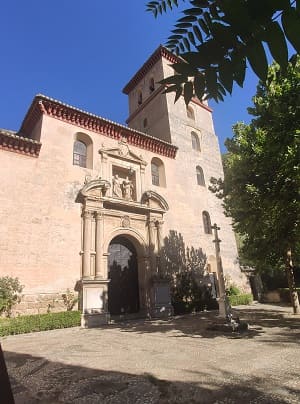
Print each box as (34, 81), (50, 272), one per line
(210, 56), (300, 313)
(146, 0), (300, 103)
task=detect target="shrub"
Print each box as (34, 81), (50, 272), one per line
(0, 276), (23, 317)
(62, 289), (78, 311)
(0, 311), (81, 337)
(171, 272), (218, 315)
(228, 293), (253, 306)
(226, 284), (241, 296)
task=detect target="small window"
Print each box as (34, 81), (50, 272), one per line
(149, 77), (155, 93)
(138, 90), (143, 105)
(73, 140), (87, 168)
(187, 106), (195, 120)
(151, 157), (166, 187)
(202, 211), (212, 234)
(196, 166), (205, 186)
(73, 132), (93, 169)
(143, 118), (148, 128)
(191, 131), (200, 151)
(151, 162), (160, 186)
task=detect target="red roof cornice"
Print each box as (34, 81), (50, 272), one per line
(21, 95), (178, 159)
(0, 129), (41, 157)
(122, 45), (179, 95)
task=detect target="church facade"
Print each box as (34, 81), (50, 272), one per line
(0, 46), (248, 326)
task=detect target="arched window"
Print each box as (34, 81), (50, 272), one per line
(73, 140), (87, 168)
(143, 118), (148, 128)
(151, 157), (166, 187)
(186, 106), (195, 120)
(149, 77), (155, 93)
(191, 131), (200, 151)
(196, 166), (205, 186)
(73, 133), (93, 169)
(202, 211), (212, 234)
(138, 90), (143, 105)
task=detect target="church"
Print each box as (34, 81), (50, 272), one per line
(0, 46), (248, 326)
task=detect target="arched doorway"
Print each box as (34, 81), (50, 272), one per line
(108, 236), (140, 315)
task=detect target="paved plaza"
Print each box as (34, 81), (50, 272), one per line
(2, 303), (300, 403)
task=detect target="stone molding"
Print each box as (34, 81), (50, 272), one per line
(122, 45), (178, 94)
(141, 190), (169, 211)
(0, 129), (41, 157)
(20, 94), (178, 158)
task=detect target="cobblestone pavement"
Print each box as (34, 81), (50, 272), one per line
(1, 303), (300, 403)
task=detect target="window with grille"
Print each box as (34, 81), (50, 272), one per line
(202, 211), (212, 234)
(191, 131), (200, 151)
(196, 166), (205, 186)
(151, 162), (160, 186)
(73, 140), (87, 168)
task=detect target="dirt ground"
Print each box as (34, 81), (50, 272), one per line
(1, 303), (300, 403)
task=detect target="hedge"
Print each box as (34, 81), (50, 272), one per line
(228, 294), (253, 306)
(0, 311), (81, 337)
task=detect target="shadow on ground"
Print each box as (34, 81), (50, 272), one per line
(4, 350), (299, 403)
(105, 305), (299, 344)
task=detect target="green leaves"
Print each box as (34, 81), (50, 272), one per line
(216, 57), (300, 270)
(282, 8), (300, 53)
(246, 41), (268, 82)
(264, 22), (288, 71)
(146, 0), (300, 104)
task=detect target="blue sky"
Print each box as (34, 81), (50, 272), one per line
(0, 1), (260, 152)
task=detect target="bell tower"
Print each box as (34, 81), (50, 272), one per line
(122, 45), (217, 151)
(123, 46), (242, 293)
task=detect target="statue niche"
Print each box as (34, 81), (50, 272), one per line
(112, 166), (136, 201)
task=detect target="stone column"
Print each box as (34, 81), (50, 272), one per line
(140, 165), (146, 199)
(148, 219), (157, 274)
(155, 220), (163, 274)
(156, 220), (163, 253)
(82, 210), (93, 279)
(95, 212), (103, 279)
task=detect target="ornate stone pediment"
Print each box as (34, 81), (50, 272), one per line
(141, 191), (169, 212)
(76, 178), (111, 202)
(99, 138), (147, 166)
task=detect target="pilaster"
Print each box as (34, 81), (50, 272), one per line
(82, 210), (93, 279)
(95, 212), (104, 279)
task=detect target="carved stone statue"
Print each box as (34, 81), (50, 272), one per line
(112, 175), (122, 198)
(122, 176), (133, 201)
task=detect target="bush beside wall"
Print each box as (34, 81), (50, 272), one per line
(228, 294), (253, 306)
(0, 311), (81, 337)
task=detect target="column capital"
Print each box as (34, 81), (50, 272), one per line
(83, 210), (93, 219)
(95, 211), (103, 220)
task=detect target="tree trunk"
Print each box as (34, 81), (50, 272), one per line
(285, 249), (300, 314)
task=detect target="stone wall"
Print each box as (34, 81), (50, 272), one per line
(10, 292), (79, 317)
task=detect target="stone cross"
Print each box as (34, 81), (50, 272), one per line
(212, 223), (231, 319)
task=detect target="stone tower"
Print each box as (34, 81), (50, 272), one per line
(123, 45), (243, 286)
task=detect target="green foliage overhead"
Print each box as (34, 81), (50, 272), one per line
(210, 56), (300, 271)
(146, 0), (300, 103)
